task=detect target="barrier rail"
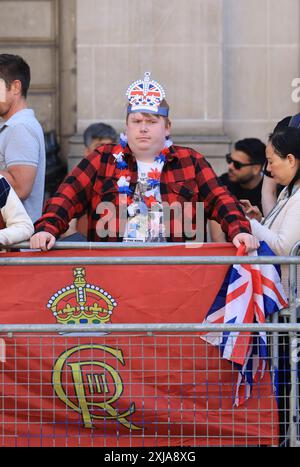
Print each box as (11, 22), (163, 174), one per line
(0, 323), (300, 333)
(0, 240), (299, 447)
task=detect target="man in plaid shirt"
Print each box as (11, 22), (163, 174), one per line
(30, 73), (258, 252)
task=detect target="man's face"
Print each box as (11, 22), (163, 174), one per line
(0, 79), (14, 119)
(85, 137), (114, 156)
(227, 149), (259, 184)
(265, 142), (295, 186)
(126, 112), (170, 161)
(0, 78), (6, 103)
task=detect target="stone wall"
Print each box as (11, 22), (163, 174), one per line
(76, 0), (223, 137)
(72, 0), (229, 171)
(223, 0), (300, 142)
(0, 0), (59, 132)
(73, 0), (300, 172)
(0, 0), (77, 162)
(1, 0), (300, 172)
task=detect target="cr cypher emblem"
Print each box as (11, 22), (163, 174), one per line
(52, 344), (142, 431)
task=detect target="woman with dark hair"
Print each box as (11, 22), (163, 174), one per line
(242, 126), (300, 291)
(261, 113), (300, 216)
(243, 125), (300, 446)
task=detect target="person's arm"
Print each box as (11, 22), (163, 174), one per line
(0, 165), (37, 200)
(0, 178), (34, 245)
(261, 174), (277, 217)
(208, 219), (226, 242)
(59, 218), (78, 239)
(0, 124), (40, 199)
(208, 218), (259, 250)
(194, 154), (252, 240)
(33, 151), (100, 242)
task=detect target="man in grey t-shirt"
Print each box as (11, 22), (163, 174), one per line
(0, 54), (45, 223)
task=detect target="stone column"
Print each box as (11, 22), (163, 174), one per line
(58, 0), (77, 163)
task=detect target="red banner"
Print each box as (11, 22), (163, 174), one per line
(0, 244), (278, 446)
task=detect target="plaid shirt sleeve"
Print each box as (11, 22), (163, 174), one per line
(34, 152), (101, 237)
(190, 149), (251, 240)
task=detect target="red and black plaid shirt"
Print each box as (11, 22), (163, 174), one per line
(35, 144), (251, 242)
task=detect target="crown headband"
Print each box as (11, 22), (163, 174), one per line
(126, 71), (168, 116)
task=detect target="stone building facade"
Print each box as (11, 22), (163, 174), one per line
(0, 0), (299, 174)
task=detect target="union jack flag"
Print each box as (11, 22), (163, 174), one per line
(201, 241), (288, 406)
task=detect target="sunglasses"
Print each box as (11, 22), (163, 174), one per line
(226, 154), (259, 170)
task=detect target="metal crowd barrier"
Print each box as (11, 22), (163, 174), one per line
(0, 241), (299, 447)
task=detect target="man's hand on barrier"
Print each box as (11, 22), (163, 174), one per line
(232, 233), (259, 253)
(30, 232), (56, 251)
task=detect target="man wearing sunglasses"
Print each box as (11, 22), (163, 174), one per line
(210, 138), (266, 242)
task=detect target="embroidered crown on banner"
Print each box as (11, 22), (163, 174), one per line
(46, 267), (117, 325)
(126, 71), (166, 113)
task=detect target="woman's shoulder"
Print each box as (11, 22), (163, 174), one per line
(287, 186), (300, 203)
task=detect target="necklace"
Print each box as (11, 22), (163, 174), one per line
(112, 134), (173, 212)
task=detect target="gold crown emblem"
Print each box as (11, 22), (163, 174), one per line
(47, 267), (117, 325)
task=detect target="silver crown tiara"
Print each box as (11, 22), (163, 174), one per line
(126, 72), (167, 116)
